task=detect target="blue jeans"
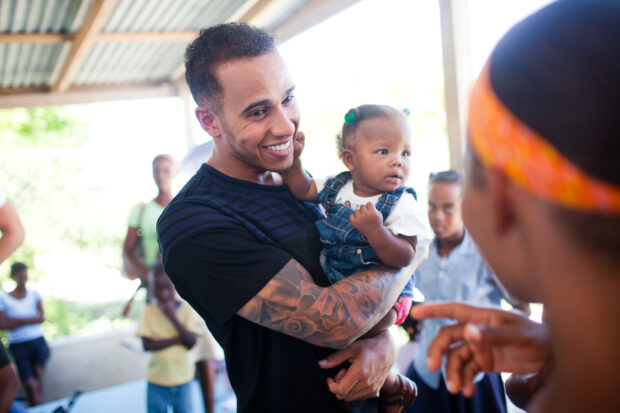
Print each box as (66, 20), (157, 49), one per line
(147, 381), (193, 413)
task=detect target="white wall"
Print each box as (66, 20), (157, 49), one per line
(40, 325), (148, 402)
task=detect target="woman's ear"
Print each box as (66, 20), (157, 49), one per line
(195, 106), (221, 138)
(487, 167), (517, 235)
(342, 149), (355, 171)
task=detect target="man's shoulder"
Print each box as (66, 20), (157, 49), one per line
(157, 168), (252, 250)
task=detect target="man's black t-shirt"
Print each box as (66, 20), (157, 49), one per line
(157, 164), (373, 412)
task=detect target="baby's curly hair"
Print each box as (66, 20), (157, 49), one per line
(335, 104), (409, 159)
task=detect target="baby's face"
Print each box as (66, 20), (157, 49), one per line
(344, 117), (412, 197)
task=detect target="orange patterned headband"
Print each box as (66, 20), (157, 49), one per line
(467, 63), (620, 214)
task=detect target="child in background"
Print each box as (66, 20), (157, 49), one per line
(282, 104), (433, 413)
(406, 170), (524, 413)
(0, 262), (50, 407)
(136, 263), (204, 413)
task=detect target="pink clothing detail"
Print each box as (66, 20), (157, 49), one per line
(394, 296), (413, 326)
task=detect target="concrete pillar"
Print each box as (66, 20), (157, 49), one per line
(438, 0), (473, 172)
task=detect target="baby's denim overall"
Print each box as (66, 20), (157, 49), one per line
(315, 171), (416, 297)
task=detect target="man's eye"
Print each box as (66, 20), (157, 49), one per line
(376, 149), (388, 154)
(283, 95), (295, 104)
(249, 109), (267, 117)
(444, 206), (454, 214)
(428, 204), (436, 211)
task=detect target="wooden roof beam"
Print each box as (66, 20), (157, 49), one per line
(0, 33), (73, 43)
(51, 0), (116, 93)
(170, 0), (291, 83)
(0, 31), (199, 44)
(97, 31), (198, 42)
(0, 82), (178, 109)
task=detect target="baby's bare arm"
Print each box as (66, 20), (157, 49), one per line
(280, 131), (318, 202)
(350, 202), (417, 268)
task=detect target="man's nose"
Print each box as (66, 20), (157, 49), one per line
(270, 106), (296, 137)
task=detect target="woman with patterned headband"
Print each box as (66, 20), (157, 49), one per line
(410, 1), (620, 412)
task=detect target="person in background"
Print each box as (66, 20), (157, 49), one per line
(0, 344), (21, 413)
(411, 1), (620, 412)
(0, 186), (24, 266)
(406, 171), (526, 413)
(136, 263), (204, 413)
(123, 154), (218, 412)
(0, 186), (27, 413)
(123, 154), (179, 288)
(193, 322), (223, 413)
(0, 263), (50, 407)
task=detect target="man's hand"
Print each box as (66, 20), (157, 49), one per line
(349, 203), (383, 237)
(412, 303), (551, 396)
(318, 330), (395, 402)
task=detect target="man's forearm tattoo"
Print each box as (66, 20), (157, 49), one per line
(238, 260), (407, 348)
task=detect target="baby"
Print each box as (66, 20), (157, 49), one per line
(282, 104), (433, 413)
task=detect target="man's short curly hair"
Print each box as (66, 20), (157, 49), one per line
(184, 23), (276, 107)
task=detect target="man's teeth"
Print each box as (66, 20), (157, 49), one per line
(265, 141), (291, 151)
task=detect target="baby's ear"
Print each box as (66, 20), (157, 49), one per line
(342, 149), (355, 171)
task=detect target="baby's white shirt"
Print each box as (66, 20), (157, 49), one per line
(315, 178), (433, 247)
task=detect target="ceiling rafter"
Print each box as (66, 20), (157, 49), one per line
(51, 0), (116, 93)
(0, 0), (362, 108)
(0, 31), (199, 44)
(170, 0), (281, 83)
(0, 82), (178, 109)
(0, 33), (73, 43)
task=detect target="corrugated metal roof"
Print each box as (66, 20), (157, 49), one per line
(0, 0), (310, 91)
(0, 0), (93, 33)
(0, 0), (362, 108)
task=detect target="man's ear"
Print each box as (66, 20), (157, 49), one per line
(195, 106), (221, 138)
(342, 149), (355, 171)
(487, 167), (517, 235)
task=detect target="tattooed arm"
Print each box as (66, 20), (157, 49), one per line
(238, 246), (427, 349)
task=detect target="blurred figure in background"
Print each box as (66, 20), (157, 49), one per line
(136, 264), (204, 413)
(406, 171), (526, 413)
(412, 2), (620, 411)
(0, 186), (24, 265)
(123, 154), (179, 291)
(0, 185), (27, 413)
(0, 263), (50, 407)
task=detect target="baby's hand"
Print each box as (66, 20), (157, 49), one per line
(293, 131), (305, 160)
(349, 202), (383, 236)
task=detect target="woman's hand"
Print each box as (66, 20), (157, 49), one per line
(412, 303), (551, 396)
(318, 330), (395, 402)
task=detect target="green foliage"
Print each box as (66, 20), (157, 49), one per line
(0, 105), (136, 338)
(0, 107), (89, 147)
(43, 298), (143, 339)
(0, 106), (91, 282)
